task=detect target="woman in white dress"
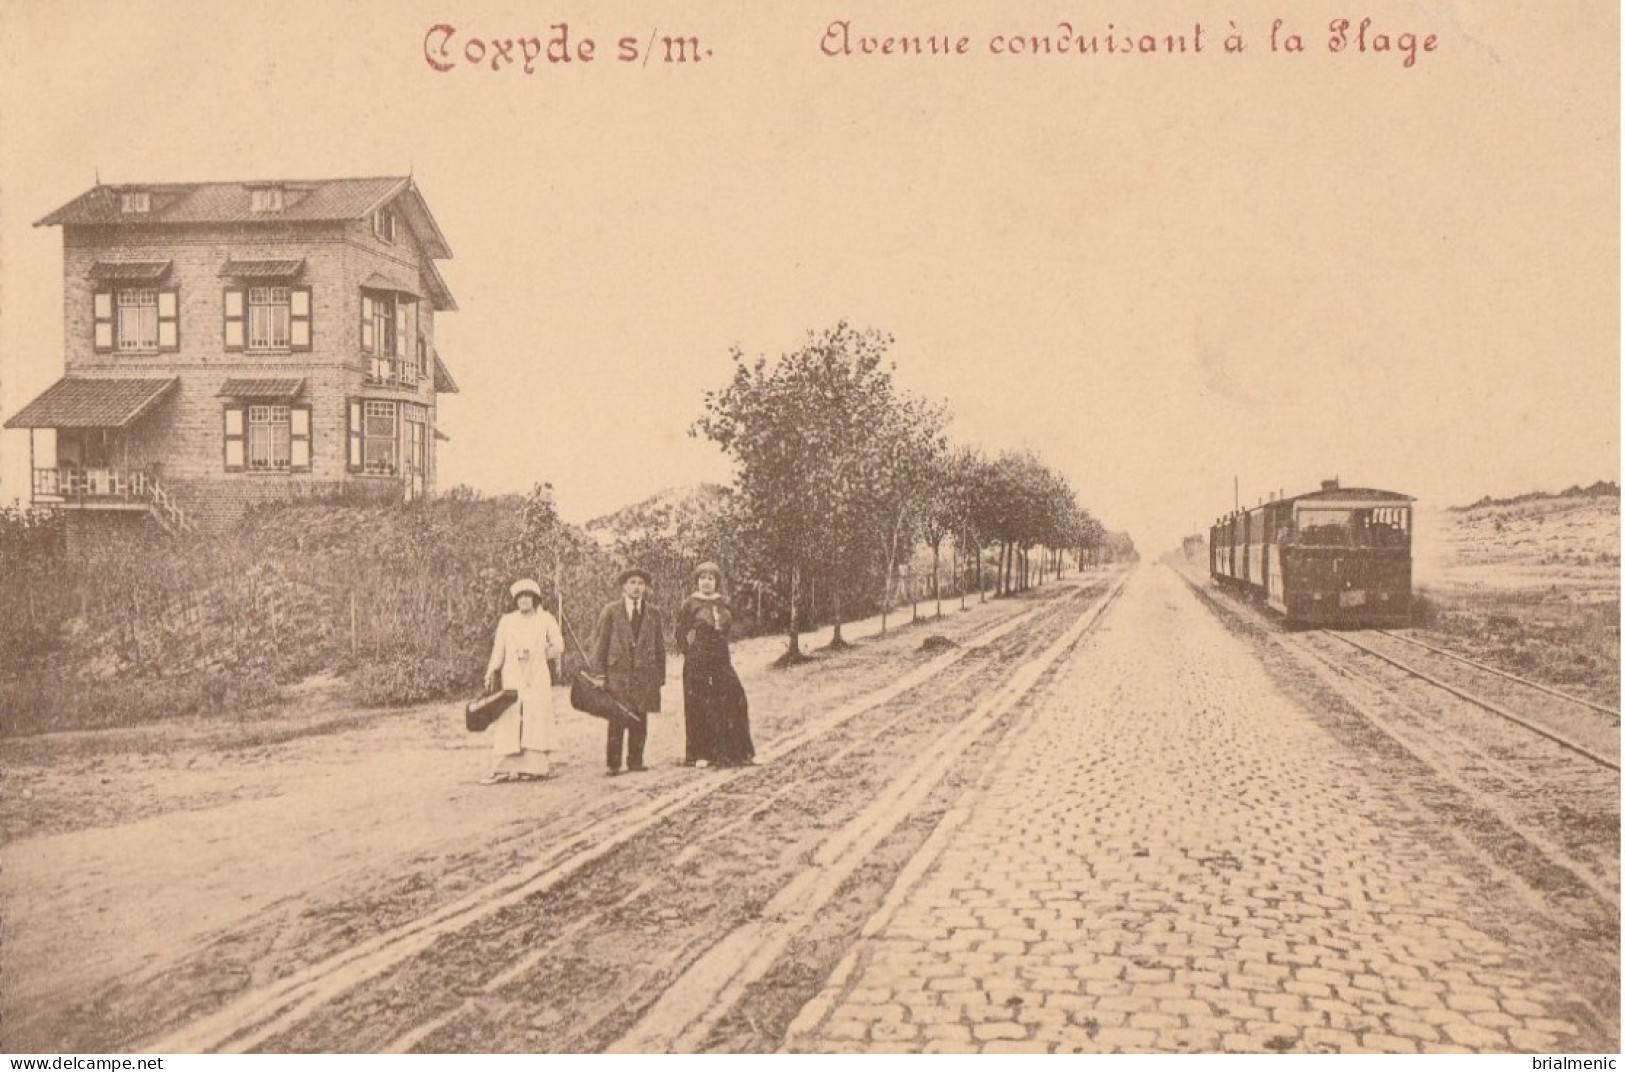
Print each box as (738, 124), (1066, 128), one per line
(482, 578), (564, 784)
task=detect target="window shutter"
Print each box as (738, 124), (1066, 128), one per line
(158, 289), (180, 350)
(360, 295), (375, 354)
(223, 289), (246, 351)
(223, 407), (246, 471)
(94, 291), (114, 351)
(290, 405), (312, 471)
(394, 301), (410, 359)
(290, 287), (312, 350)
(347, 400), (363, 472)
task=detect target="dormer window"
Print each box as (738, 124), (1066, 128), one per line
(372, 208), (396, 243)
(250, 187), (285, 213)
(120, 191), (150, 214)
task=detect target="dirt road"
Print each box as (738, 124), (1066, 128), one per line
(1, 577), (1103, 1052)
(4, 564), (1614, 1053)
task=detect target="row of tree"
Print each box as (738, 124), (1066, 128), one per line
(693, 321), (1131, 662)
(0, 321), (1130, 734)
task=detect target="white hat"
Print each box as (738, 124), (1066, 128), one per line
(510, 578), (543, 601)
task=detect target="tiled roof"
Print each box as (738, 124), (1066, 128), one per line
(89, 259), (172, 281)
(362, 271), (423, 300)
(4, 377), (178, 429)
(217, 378), (306, 400)
(38, 176), (456, 304)
(420, 258), (458, 312)
(433, 353), (460, 394)
(38, 177), (408, 227)
(220, 258), (305, 279)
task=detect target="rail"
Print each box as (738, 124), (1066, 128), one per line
(365, 356), (422, 388)
(1378, 628), (1619, 717)
(1325, 631), (1619, 771)
(33, 466), (153, 503)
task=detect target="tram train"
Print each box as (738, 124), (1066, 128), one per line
(1210, 479), (1413, 627)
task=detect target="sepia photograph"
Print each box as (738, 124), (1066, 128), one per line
(0, 0), (1617, 1058)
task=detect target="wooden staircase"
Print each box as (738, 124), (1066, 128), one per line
(147, 480), (193, 537)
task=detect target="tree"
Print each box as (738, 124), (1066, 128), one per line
(921, 445), (979, 618)
(1073, 512), (1107, 569)
(862, 392), (948, 634)
(694, 321), (904, 663)
(512, 482), (598, 669)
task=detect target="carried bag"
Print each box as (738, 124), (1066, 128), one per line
(465, 689), (518, 733)
(561, 608), (646, 731)
(570, 672), (645, 731)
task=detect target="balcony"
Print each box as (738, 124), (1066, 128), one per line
(365, 356), (422, 389)
(34, 466), (154, 507)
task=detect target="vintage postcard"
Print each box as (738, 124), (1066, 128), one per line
(0, 0), (1617, 1057)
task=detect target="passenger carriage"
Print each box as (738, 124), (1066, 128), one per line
(1210, 479), (1413, 627)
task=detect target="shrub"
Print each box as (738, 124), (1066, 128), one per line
(351, 653), (475, 708)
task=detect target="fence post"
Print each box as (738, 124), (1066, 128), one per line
(554, 553), (565, 682)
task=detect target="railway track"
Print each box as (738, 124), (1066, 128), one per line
(1377, 628), (1619, 717)
(1287, 630), (1619, 908)
(1327, 630), (1617, 771)
(144, 571), (1127, 1054)
(1180, 567), (1620, 915)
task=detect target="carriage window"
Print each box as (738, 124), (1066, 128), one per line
(1296, 507), (1410, 547)
(1369, 506), (1410, 546)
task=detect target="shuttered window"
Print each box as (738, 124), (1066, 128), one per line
(98, 288), (177, 351)
(94, 293), (114, 351)
(290, 288), (312, 350)
(117, 291), (158, 351)
(364, 401), (398, 474)
(157, 291), (179, 350)
(346, 399), (400, 475)
(224, 290), (246, 350)
(348, 400), (364, 471)
(248, 405), (292, 470)
(224, 407), (246, 471)
(362, 291), (398, 356)
(229, 286), (311, 351)
(290, 406), (312, 470)
(226, 404), (311, 473)
(249, 288), (291, 350)
(393, 302), (411, 359)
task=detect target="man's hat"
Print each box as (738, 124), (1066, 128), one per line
(617, 567), (652, 586)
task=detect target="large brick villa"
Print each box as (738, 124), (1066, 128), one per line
(6, 176), (459, 538)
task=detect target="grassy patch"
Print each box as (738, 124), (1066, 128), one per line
(1413, 585), (1619, 704)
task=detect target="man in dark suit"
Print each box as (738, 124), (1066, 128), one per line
(592, 567), (666, 775)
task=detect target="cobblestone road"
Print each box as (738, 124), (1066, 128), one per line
(785, 565), (1602, 1054)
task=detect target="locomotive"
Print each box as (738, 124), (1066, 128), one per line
(1210, 479), (1413, 627)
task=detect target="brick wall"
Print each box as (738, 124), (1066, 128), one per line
(343, 217), (441, 496)
(52, 204), (452, 530)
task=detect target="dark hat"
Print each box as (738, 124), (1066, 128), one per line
(617, 567), (652, 586)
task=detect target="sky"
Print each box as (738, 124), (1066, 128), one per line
(0, 0), (1617, 554)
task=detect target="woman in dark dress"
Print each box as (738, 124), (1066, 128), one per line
(675, 562), (754, 768)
